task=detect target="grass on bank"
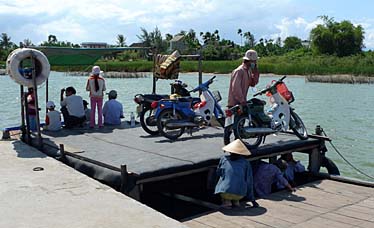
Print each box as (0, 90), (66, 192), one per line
(2, 51), (374, 76)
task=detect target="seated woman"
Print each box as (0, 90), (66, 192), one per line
(279, 153), (305, 186)
(252, 160), (295, 198)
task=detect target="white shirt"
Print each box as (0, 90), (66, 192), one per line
(60, 95), (85, 118)
(86, 75), (106, 97)
(45, 110), (61, 131)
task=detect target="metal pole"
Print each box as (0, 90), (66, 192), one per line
(198, 50), (203, 96)
(45, 78), (49, 114)
(152, 48), (157, 94)
(24, 93), (31, 145)
(30, 52), (43, 149)
(20, 85), (26, 142)
(120, 165), (128, 194)
(59, 144), (65, 161)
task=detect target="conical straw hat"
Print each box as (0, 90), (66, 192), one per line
(222, 139), (251, 156)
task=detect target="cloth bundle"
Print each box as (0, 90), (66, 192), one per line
(154, 50), (181, 79)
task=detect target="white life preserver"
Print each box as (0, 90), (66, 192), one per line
(6, 48), (50, 87)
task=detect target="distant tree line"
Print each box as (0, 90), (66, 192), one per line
(0, 16), (367, 61)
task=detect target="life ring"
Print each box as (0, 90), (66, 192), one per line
(6, 48), (50, 87)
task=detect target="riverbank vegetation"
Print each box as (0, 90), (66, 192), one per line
(46, 49), (374, 77)
(1, 16), (373, 78)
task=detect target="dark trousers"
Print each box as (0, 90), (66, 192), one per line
(61, 107), (85, 128)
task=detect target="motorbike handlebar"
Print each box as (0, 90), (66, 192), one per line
(190, 76), (216, 93)
(253, 76), (287, 97)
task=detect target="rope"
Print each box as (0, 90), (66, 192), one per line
(322, 129), (374, 180)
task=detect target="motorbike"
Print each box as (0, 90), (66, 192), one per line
(224, 76), (308, 148)
(152, 76), (226, 140)
(133, 80), (197, 135)
(134, 93), (169, 135)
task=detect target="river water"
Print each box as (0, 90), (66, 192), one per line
(0, 72), (373, 181)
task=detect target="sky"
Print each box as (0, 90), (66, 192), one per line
(1, 0), (374, 49)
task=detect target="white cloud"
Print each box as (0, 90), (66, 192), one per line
(0, 0), (374, 49)
(37, 18), (86, 44)
(273, 17), (324, 42)
(357, 19), (374, 49)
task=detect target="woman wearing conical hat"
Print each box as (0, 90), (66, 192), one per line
(214, 139), (259, 209)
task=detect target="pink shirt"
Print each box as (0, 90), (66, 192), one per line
(227, 63), (259, 107)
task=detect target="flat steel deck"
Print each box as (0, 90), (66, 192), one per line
(39, 123), (321, 182)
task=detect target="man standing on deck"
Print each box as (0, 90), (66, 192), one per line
(224, 50), (260, 145)
(60, 86), (85, 128)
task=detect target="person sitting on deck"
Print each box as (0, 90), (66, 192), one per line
(214, 139), (259, 209)
(83, 99), (91, 124)
(102, 90), (124, 125)
(43, 101), (61, 131)
(279, 153), (306, 187)
(252, 160), (295, 198)
(60, 87), (85, 128)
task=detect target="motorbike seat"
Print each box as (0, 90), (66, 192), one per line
(248, 98), (266, 106)
(142, 94), (169, 102)
(177, 97), (193, 102)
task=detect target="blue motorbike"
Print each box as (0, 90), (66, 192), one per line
(152, 76), (225, 140)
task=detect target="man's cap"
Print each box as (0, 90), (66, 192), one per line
(46, 101), (55, 109)
(243, 49), (259, 61)
(222, 139), (251, 156)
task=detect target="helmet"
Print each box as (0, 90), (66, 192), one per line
(171, 80), (187, 88)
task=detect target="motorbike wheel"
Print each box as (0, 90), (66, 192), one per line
(223, 126), (235, 145)
(290, 111), (308, 140)
(140, 107), (159, 135)
(233, 116), (263, 149)
(156, 109), (185, 140)
(216, 117), (225, 128)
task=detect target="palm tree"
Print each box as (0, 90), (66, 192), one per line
(116, 34), (126, 47)
(237, 29), (243, 46)
(213, 29), (220, 41)
(0, 33), (12, 49)
(165, 33), (173, 41)
(186, 29), (200, 50)
(202, 32), (212, 44)
(23, 38), (33, 47)
(244, 32), (255, 48)
(48, 34), (57, 44)
(137, 27), (165, 52)
(137, 27), (152, 47)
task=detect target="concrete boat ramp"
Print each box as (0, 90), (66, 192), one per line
(0, 139), (186, 228)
